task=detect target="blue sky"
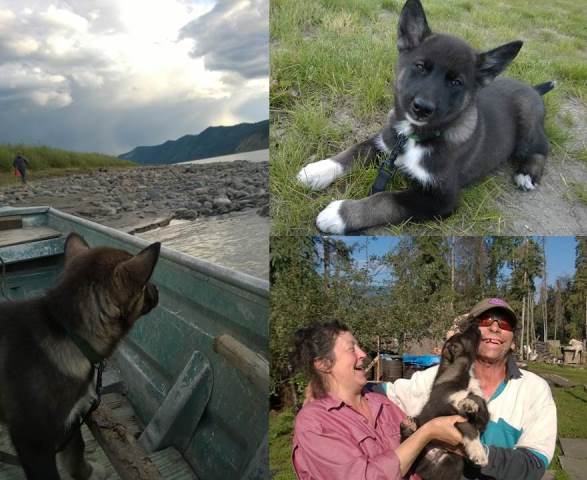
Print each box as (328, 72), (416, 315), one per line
(322, 236), (576, 286)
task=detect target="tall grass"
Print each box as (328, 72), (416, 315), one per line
(0, 144), (134, 174)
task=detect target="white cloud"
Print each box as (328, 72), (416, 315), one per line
(40, 5), (89, 32)
(30, 89), (72, 107)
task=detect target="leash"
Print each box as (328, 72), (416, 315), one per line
(54, 323), (105, 452)
(0, 362), (104, 464)
(370, 133), (408, 195)
(0, 336), (105, 465)
(56, 361), (105, 453)
(369, 129), (442, 195)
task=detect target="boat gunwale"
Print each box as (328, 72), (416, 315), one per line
(0, 206), (269, 300)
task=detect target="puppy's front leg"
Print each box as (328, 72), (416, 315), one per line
(455, 422), (489, 467)
(297, 136), (381, 191)
(316, 187), (458, 234)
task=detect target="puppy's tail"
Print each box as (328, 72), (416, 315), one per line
(534, 81), (556, 96)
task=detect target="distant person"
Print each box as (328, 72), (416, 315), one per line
(13, 152), (30, 184)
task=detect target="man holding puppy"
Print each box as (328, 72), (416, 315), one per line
(384, 298), (557, 480)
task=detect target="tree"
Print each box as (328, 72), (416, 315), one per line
(486, 237), (523, 295)
(568, 237), (587, 340)
(383, 237), (454, 342)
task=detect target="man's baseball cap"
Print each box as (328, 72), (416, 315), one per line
(468, 298), (518, 328)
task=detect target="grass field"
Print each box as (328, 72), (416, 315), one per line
(270, 363), (587, 479)
(0, 144), (134, 187)
(270, 0), (587, 235)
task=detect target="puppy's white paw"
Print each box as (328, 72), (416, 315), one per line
(466, 440), (489, 467)
(316, 200), (347, 234)
(514, 173), (536, 191)
(458, 397), (479, 414)
(297, 159), (343, 190)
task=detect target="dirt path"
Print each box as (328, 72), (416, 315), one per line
(495, 153), (587, 235)
(494, 96), (587, 235)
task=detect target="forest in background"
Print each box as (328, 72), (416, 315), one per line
(270, 236), (587, 406)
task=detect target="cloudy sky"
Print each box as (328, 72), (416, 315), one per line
(0, 0), (268, 155)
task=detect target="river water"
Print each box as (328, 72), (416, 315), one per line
(138, 150), (270, 280)
(137, 209), (269, 281)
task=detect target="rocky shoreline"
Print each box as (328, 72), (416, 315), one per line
(0, 161), (268, 231)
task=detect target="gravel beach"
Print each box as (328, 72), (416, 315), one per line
(0, 161), (269, 231)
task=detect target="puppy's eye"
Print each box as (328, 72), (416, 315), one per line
(414, 62), (426, 73)
(450, 78), (463, 87)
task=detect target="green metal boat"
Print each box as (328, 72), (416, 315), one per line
(0, 206), (269, 480)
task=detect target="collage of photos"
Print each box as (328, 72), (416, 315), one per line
(0, 0), (586, 479)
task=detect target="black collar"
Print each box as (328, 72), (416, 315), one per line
(61, 322), (103, 365)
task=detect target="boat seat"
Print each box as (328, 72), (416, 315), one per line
(0, 226), (62, 249)
(138, 351), (212, 454)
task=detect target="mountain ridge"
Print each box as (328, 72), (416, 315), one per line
(119, 119), (268, 165)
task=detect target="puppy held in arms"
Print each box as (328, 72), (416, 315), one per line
(401, 324), (490, 480)
(0, 233), (160, 480)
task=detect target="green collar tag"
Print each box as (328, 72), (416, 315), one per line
(408, 130), (442, 142)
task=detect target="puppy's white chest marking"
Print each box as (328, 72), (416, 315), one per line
(467, 369), (483, 397)
(448, 367), (484, 410)
(395, 139), (433, 186)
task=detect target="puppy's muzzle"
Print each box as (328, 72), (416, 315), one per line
(411, 97), (436, 120)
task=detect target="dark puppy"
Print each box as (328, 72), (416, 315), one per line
(298, 0), (554, 233)
(0, 234), (160, 480)
(401, 324), (490, 480)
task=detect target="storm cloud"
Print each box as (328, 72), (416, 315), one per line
(0, 0), (268, 155)
(180, 0), (268, 79)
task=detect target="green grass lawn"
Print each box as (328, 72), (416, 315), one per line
(270, 409), (297, 480)
(270, 363), (587, 479)
(270, 0), (587, 235)
(526, 363), (587, 480)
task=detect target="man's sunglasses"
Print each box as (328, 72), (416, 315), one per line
(476, 312), (515, 331)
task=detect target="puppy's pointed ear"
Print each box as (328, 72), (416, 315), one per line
(476, 40), (523, 86)
(442, 344), (453, 363)
(116, 242), (161, 288)
(64, 233), (90, 266)
(397, 0), (432, 52)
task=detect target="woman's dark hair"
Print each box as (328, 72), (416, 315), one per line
(289, 321), (349, 399)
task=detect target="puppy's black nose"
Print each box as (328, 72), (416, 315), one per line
(411, 97), (435, 119)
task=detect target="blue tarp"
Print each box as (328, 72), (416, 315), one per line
(402, 355), (440, 367)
